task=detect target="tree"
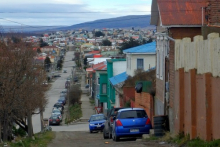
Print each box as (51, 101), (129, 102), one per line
(39, 38), (48, 48)
(119, 37), (141, 53)
(44, 56), (51, 69)
(95, 31), (105, 37)
(102, 39), (112, 46)
(0, 37), (47, 141)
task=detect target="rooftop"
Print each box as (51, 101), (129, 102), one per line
(123, 41), (156, 54)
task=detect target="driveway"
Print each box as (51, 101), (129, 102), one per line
(48, 131), (176, 147)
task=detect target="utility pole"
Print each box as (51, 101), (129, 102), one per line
(0, 25), (4, 42)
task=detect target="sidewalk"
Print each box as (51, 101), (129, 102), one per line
(80, 73), (95, 122)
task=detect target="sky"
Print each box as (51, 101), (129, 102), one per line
(0, 0), (151, 29)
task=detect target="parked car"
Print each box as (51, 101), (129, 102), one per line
(49, 115), (61, 125)
(111, 108), (152, 142)
(63, 69), (67, 73)
(85, 84), (89, 88)
(103, 107), (124, 139)
(61, 89), (67, 94)
(57, 98), (66, 105)
(88, 114), (106, 133)
(65, 81), (70, 89)
(53, 103), (64, 112)
(52, 109), (62, 121)
(42, 81), (48, 86)
(73, 77), (78, 82)
(60, 92), (67, 98)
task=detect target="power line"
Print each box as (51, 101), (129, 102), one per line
(0, 15), (153, 30)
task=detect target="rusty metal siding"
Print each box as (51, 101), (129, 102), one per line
(157, 0), (207, 26)
(184, 72), (191, 135)
(211, 77), (220, 139)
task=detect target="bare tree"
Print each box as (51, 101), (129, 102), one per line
(0, 37), (47, 141)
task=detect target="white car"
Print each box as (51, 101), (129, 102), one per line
(52, 109), (62, 121)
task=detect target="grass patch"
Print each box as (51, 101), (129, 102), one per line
(10, 131), (55, 147)
(145, 135), (159, 141)
(65, 103), (82, 124)
(151, 132), (220, 147)
(187, 138), (220, 147)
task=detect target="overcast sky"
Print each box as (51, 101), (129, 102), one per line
(0, 0), (151, 29)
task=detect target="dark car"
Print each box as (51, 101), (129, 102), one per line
(49, 115), (61, 125)
(103, 107), (124, 139)
(53, 103), (64, 112)
(73, 77), (78, 82)
(61, 89), (67, 94)
(57, 98), (66, 105)
(65, 81), (70, 89)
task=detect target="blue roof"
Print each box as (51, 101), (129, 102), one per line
(109, 72), (128, 86)
(123, 41), (156, 54)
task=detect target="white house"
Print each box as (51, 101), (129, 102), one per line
(123, 42), (156, 77)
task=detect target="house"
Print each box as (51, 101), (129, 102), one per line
(123, 41), (156, 77)
(99, 59), (126, 111)
(40, 46), (60, 56)
(151, 0), (220, 140)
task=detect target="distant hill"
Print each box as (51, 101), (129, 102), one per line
(50, 15), (154, 31)
(2, 15), (154, 34)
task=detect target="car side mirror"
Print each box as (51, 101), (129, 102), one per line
(113, 116), (116, 120)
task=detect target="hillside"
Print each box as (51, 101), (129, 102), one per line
(51, 15), (154, 31)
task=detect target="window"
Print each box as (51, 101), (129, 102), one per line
(119, 110), (147, 119)
(98, 78), (100, 85)
(137, 59), (144, 70)
(102, 83), (107, 94)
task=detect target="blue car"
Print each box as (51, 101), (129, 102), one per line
(112, 108), (152, 141)
(88, 114), (106, 133)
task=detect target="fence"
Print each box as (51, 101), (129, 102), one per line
(174, 33), (220, 140)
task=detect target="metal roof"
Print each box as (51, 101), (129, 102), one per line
(157, 0), (207, 26)
(123, 42), (156, 54)
(109, 72), (128, 86)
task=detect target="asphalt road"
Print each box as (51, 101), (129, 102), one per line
(32, 50), (77, 133)
(48, 131), (175, 147)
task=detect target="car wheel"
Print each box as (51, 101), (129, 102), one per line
(103, 130), (109, 139)
(109, 132), (112, 139)
(112, 130), (119, 142)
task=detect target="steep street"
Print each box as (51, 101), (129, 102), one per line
(32, 50), (76, 133)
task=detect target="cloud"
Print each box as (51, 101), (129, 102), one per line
(0, 0), (151, 26)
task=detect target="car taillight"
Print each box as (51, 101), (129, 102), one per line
(49, 119), (52, 122)
(56, 119), (60, 122)
(116, 120), (123, 126)
(146, 118), (151, 125)
(110, 117), (113, 123)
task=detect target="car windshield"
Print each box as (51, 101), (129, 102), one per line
(119, 110), (147, 119)
(90, 115), (105, 121)
(54, 104), (62, 107)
